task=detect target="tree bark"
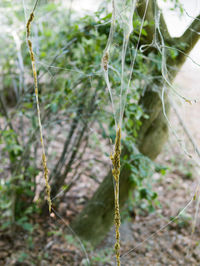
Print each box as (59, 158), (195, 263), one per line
(71, 148), (132, 246)
(137, 90), (170, 160)
(71, 89), (170, 245)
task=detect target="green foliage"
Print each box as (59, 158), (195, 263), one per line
(90, 248), (114, 264)
(17, 252), (29, 263)
(0, 0), (165, 228)
(155, 163), (169, 176)
(121, 150), (162, 219)
(163, 0), (184, 14)
(1, 1), (110, 226)
(16, 216), (34, 232)
(124, 93), (145, 140)
(1, 129), (22, 162)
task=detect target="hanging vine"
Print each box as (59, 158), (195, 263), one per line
(26, 0), (51, 213)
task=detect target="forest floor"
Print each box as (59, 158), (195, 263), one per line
(1, 47), (200, 266)
(1, 144), (200, 266)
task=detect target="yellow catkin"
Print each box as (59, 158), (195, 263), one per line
(110, 127), (121, 266)
(26, 11), (51, 213)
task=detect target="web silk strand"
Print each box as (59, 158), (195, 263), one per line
(26, 4), (51, 213)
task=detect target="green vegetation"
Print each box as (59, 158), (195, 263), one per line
(0, 0), (200, 265)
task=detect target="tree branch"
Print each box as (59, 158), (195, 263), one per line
(137, 0), (171, 44)
(174, 14), (200, 67)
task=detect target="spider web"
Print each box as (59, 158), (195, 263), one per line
(18, 0), (200, 264)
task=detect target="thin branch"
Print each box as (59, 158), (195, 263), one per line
(137, 0), (171, 44)
(33, 0), (39, 13)
(26, 0), (51, 212)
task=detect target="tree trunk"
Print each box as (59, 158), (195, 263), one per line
(137, 90), (170, 160)
(70, 2), (200, 245)
(71, 150), (132, 246)
(71, 88), (170, 245)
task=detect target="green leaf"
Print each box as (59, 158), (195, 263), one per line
(45, 3), (57, 12)
(22, 222), (33, 232)
(51, 102), (58, 113)
(139, 188), (148, 199)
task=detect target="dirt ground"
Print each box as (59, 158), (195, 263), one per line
(1, 43), (200, 265)
(1, 139), (200, 266)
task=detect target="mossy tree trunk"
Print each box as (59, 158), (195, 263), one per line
(71, 152), (132, 246)
(71, 0), (200, 245)
(71, 88), (170, 245)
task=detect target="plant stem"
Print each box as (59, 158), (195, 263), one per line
(26, 9), (51, 213)
(110, 127), (121, 266)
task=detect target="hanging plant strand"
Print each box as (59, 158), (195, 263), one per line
(110, 127), (121, 266)
(26, 4), (51, 213)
